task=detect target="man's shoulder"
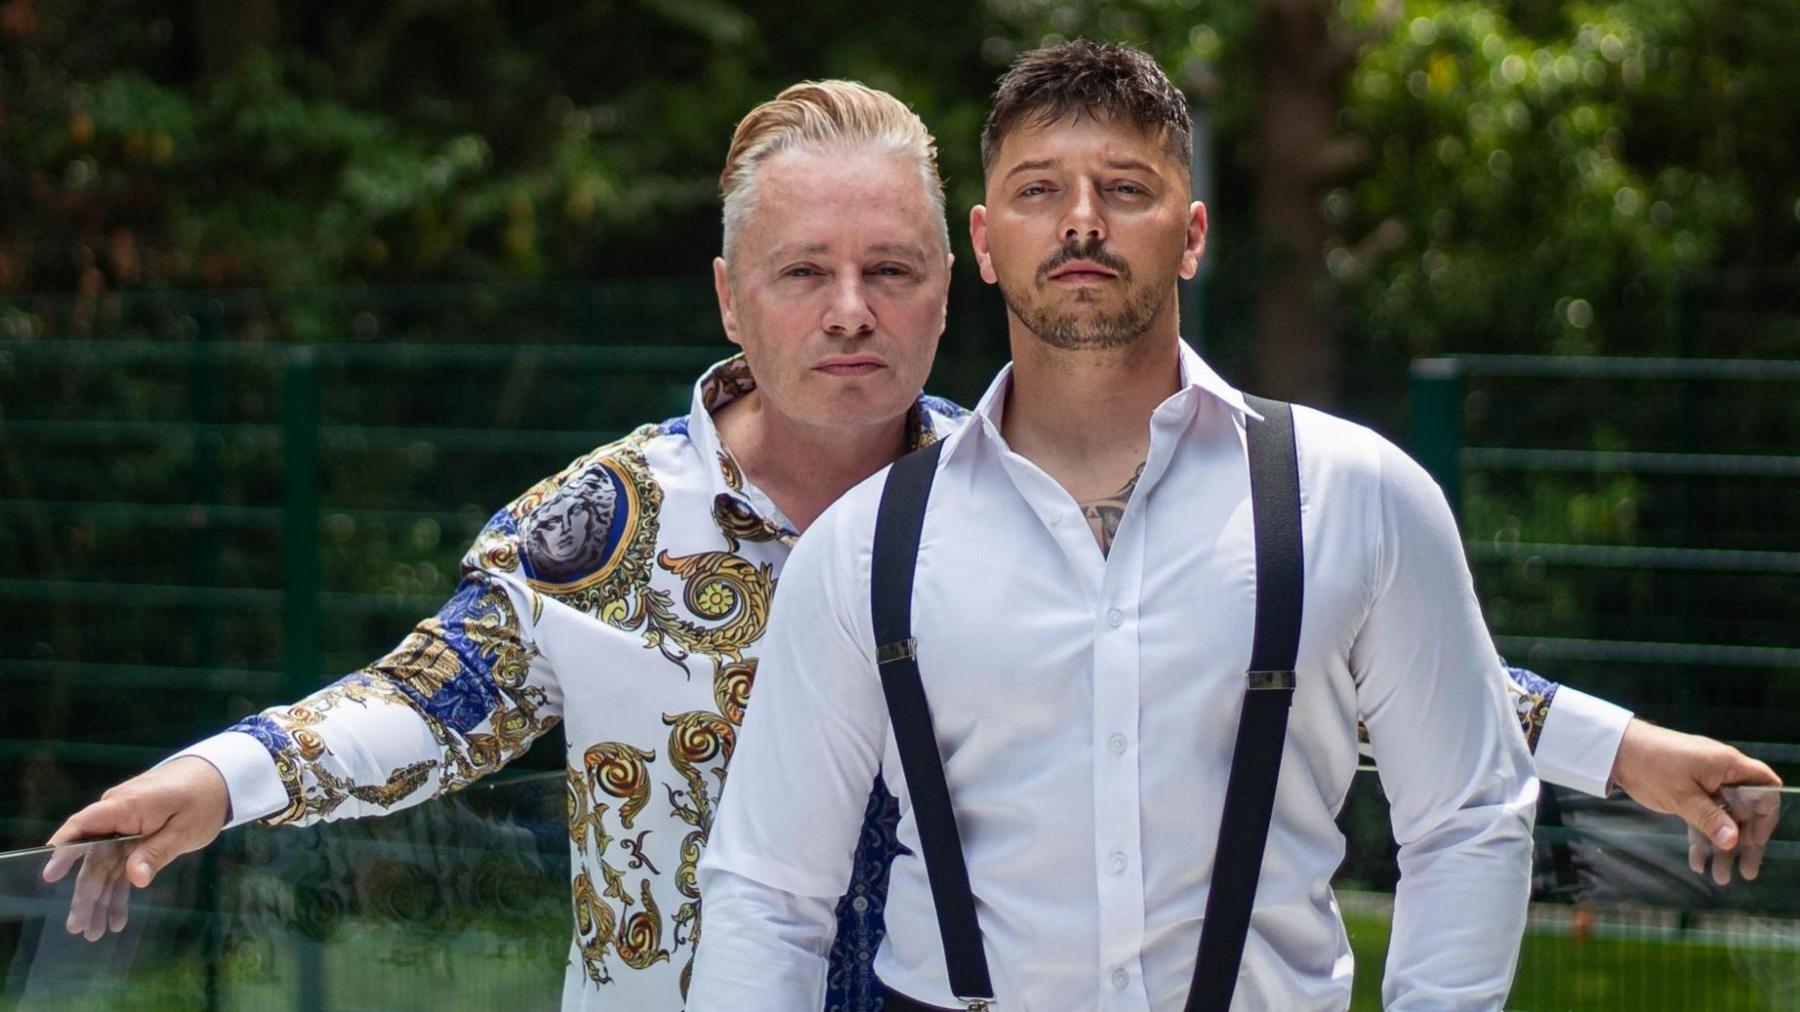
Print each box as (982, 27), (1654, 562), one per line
(466, 424), (679, 595)
(1285, 402), (1416, 491)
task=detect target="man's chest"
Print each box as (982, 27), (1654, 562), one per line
(903, 467), (1374, 771)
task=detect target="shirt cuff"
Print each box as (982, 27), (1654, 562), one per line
(170, 732), (290, 830)
(1532, 686), (1634, 797)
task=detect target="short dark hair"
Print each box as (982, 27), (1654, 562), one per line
(981, 40), (1193, 175)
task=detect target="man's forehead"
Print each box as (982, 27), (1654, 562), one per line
(990, 113), (1184, 177)
(763, 239), (934, 261)
(744, 152), (944, 258)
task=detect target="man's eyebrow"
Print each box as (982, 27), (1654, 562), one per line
(766, 242), (829, 261)
(1002, 158), (1060, 181)
(1103, 158), (1162, 176)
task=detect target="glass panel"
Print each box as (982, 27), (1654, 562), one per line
(0, 772), (570, 1010)
(0, 773), (1792, 1010)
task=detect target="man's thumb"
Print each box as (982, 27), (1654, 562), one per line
(125, 839), (170, 888)
(1680, 796), (1738, 850)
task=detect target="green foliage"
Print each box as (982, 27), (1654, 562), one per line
(1333, 0), (1800, 361)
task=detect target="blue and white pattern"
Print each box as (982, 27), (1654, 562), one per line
(826, 779), (904, 1011)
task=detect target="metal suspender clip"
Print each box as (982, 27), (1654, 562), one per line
(959, 999), (995, 1011)
(1245, 669), (1296, 691)
(877, 637), (919, 665)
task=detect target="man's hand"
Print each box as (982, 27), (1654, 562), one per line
(40, 756), (232, 939)
(1609, 718), (1783, 885)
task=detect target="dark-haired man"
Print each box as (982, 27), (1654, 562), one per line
(688, 43), (1778, 1011)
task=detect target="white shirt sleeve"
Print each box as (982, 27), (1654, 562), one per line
(171, 731), (290, 829)
(689, 503), (890, 1010)
(1534, 685), (1633, 797)
(1352, 438), (1538, 1010)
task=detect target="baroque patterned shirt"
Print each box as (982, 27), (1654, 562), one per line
(179, 355), (961, 1011)
(178, 354), (1630, 1010)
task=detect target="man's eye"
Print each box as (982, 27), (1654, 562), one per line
(870, 265), (912, 277)
(1111, 183), (1147, 196)
(784, 266), (820, 278)
(1019, 184), (1052, 198)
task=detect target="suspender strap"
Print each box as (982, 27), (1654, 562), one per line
(1186, 395), (1304, 1012)
(870, 440), (995, 1007)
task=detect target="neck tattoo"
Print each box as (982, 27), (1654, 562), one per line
(1079, 461), (1146, 558)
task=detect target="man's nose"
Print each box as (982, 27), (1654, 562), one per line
(822, 275), (876, 337)
(1060, 181), (1106, 245)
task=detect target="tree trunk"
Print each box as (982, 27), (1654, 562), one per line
(1251, 0), (1351, 406)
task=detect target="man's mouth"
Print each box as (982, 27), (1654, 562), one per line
(1046, 260), (1120, 285)
(814, 355), (886, 377)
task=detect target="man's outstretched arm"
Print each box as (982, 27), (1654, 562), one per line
(1496, 666), (1781, 879)
(43, 508), (563, 935)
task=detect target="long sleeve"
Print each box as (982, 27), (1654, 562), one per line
(688, 508), (890, 1011)
(1514, 671), (1633, 798)
(1354, 665), (1635, 801)
(175, 507), (563, 828)
(1352, 439), (1537, 1010)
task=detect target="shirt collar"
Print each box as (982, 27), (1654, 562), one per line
(944, 338), (1259, 462)
(681, 354), (965, 545)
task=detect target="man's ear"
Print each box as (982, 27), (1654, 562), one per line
(1179, 201), (1208, 281)
(713, 257), (742, 347)
(969, 205), (998, 285)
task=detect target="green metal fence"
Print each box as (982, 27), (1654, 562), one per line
(0, 284), (735, 844)
(1410, 352), (1800, 762)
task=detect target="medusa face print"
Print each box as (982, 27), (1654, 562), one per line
(520, 464), (625, 588)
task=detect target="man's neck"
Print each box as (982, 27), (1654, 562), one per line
(712, 389), (911, 534)
(1000, 321), (1183, 500)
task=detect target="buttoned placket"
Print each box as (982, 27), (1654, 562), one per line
(980, 389), (1198, 1011)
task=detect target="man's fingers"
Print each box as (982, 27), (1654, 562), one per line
(106, 874), (132, 933)
(1710, 846), (1734, 887)
(1721, 753), (1782, 789)
(1678, 794), (1738, 851)
(124, 841), (168, 889)
(1746, 792), (1782, 849)
(1687, 828), (1709, 876)
(65, 845), (126, 937)
(1738, 840), (1765, 882)
(41, 846), (80, 885)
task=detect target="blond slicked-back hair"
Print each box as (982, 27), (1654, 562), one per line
(719, 80), (949, 264)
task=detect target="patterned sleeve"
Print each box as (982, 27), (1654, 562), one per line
(222, 464), (591, 826)
(1355, 661), (1560, 756)
(1499, 662), (1559, 753)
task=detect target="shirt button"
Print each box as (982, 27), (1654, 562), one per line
(1110, 966), (1130, 990)
(1105, 608), (1124, 628)
(1047, 512), (1063, 526)
(1108, 733), (1127, 755)
(1108, 851), (1128, 875)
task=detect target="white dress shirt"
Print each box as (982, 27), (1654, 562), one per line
(691, 342), (1539, 1012)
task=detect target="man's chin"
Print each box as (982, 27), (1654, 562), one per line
(800, 390), (917, 432)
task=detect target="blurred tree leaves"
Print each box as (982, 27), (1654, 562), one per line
(1333, 0), (1800, 365)
(2, 0), (1795, 381)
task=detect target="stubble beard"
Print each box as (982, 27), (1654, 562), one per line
(998, 240), (1176, 351)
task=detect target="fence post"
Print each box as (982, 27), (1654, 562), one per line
(1410, 358), (1465, 520)
(192, 299), (225, 1012)
(280, 346), (324, 1010)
